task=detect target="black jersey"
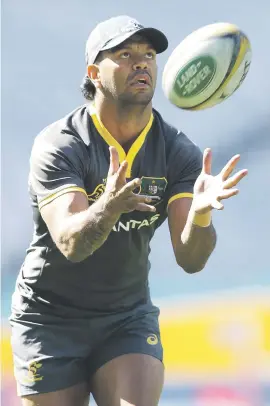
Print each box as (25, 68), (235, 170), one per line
(15, 104), (202, 313)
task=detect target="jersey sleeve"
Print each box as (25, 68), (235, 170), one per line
(167, 131), (203, 206)
(29, 125), (89, 209)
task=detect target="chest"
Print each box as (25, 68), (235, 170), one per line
(83, 136), (169, 207)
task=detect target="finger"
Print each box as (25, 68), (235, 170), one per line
(202, 148), (212, 175)
(211, 199), (224, 210)
(108, 147), (120, 176)
(121, 178), (142, 194)
(217, 188), (239, 200)
(220, 154), (241, 180)
(115, 160), (128, 186)
(223, 169), (248, 189)
(139, 194), (161, 202)
(136, 203), (156, 212)
(133, 194), (160, 204)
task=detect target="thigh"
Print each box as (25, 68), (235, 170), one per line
(21, 383), (89, 406)
(10, 303), (91, 397)
(87, 303), (163, 379)
(91, 353), (164, 406)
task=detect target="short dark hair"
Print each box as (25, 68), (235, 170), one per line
(80, 51), (106, 100)
(80, 75), (96, 101)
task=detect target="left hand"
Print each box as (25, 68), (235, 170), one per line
(192, 148), (248, 213)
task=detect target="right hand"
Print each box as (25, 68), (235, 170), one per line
(104, 146), (157, 213)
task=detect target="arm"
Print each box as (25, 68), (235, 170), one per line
(168, 197), (217, 274)
(40, 147), (156, 262)
(41, 190), (120, 263)
(168, 148), (248, 274)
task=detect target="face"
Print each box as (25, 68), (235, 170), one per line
(88, 35), (157, 106)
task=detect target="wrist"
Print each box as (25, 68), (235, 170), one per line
(190, 208), (212, 227)
(102, 191), (122, 217)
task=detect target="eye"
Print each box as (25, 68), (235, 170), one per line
(145, 52), (155, 59)
(120, 52), (130, 59)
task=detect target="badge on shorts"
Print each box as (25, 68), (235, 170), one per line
(24, 361), (44, 383)
(139, 177), (167, 199)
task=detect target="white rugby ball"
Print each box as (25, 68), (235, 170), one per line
(162, 22), (252, 110)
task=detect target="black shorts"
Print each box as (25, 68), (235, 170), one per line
(9, 293), (163, 397)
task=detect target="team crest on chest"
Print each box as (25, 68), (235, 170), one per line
(87, 177), (167, 203)
(139, 177), (168, 198)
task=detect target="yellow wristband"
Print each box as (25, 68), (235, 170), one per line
(192, 211), (211, 227)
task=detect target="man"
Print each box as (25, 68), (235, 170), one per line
(10, 15), (248, 406)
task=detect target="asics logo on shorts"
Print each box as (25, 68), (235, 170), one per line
(147, 334), (158, 345)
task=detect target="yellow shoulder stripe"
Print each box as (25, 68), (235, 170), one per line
(38, 186), (87, 209)
(168, 192), (193, 206)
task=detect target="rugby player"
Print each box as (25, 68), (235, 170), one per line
(10, 15), (248, 406)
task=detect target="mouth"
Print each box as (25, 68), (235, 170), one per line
(130, 74), (151, 87)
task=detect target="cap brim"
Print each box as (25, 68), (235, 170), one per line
(101, 27), (168, 54)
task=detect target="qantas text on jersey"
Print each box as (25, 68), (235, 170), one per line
(112, 214), (160, 232)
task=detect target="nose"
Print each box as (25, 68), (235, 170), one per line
(132, 58), (148, 71)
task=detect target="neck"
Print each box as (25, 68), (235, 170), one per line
(93, 94), (152, 146)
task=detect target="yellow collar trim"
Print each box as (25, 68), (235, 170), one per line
(89, 105), (153, 178)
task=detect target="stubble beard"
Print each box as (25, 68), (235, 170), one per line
(100, 84), (154, 114)
(117, 89), (154, 110)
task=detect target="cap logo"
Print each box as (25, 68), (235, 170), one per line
(120, 19), (144, 34)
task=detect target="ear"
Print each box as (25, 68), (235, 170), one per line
(87, 64), (101, 89)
